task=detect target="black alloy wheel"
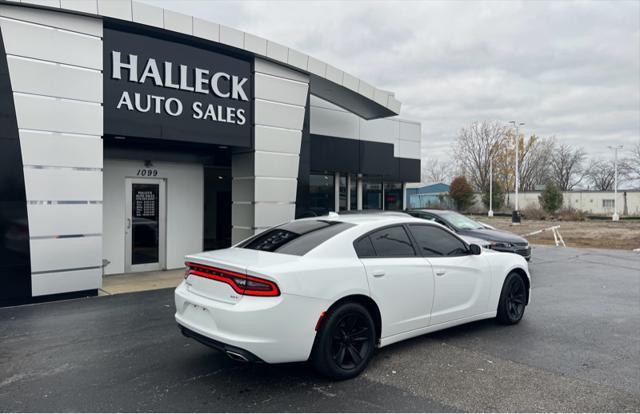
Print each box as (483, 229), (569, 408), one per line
(497, 272), (527, 324)
(312, 302), (375, 379)
(331, 313), (372, 370)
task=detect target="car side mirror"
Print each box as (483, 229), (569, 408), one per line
(469, 244), (482, 255)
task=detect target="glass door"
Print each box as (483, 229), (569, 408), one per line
(125, 178), (166, 272)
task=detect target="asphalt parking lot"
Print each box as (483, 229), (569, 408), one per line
(1, 246), (639, 412)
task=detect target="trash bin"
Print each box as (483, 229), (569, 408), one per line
(511, 210), (521, 224)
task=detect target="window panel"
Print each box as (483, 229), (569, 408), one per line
(353, 236), (376, 258)
(309, 173), (335, 216)
(363, 177), (382, 210)
(408, 225), (469, 257)
(339, 175), (347, 211)
(384, 182), (403, 211)
(368, 226), (416, 257)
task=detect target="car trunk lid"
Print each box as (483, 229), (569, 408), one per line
(184, 248), (299, 304)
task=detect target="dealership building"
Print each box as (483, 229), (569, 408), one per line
(0, 0), (422, 304)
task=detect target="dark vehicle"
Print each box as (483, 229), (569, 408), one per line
(407, 209), (531, 260)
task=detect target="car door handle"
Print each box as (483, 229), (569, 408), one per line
(435, 269), (447, 276)
(371, 270), (386, 278)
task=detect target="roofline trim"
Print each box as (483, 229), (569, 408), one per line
(5, 0), (401, 118)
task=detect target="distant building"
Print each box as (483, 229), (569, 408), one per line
(406, 183), (453, 209)
(470, 190), (640, 216)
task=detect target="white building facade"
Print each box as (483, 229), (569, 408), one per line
(0, 0), (422, 304)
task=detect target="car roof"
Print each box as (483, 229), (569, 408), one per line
(410, 209), (454, 215)
(301, 212), (423, 226)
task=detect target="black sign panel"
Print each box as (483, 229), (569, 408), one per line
(104, 28), (252, 147)
(132, 183), (159, 265)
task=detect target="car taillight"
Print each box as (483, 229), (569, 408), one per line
(185, 262), (280, 297)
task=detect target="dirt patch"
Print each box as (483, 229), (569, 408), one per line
(470, 216), (640, 251)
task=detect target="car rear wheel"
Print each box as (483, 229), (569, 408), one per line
(311, 302), (375, 380)
(496, 272), (527, 325)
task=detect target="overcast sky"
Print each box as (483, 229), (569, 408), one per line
(142, 0), (640, 163)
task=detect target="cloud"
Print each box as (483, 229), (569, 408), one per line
(142, 0), (640, 163)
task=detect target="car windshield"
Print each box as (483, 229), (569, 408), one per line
(238, 220), (354, 256)
(439, 212), (484, 230)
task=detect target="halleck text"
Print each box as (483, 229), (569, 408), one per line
(111, 51), (248, 125)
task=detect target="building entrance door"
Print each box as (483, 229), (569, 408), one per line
(125, 178), (166, 272)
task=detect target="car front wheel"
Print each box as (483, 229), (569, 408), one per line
(496, 272), (527, 324)
(311, 302), (376, 380)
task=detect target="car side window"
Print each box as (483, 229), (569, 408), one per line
(367, 226), (416, 257)
(430, 218), (450, 229)
(354, 236), (376, 258)
(408, 225), (469, 257)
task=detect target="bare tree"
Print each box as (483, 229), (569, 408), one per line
(629, 140), (640, 178)
(550, 142), (586, 190)
(422, 158), (454, 184)
(517, 135), (554, 191)
(491, 132), (554, 192)
(585, 158), (631, 191)
(453, 121), (508, 191)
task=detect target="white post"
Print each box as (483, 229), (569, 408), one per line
(356, 175), (363, 210)
(334, 172), (340, 213)
(488, 157), (494, 217)
(608, 145), (623, 221)
(509, 121), (524, 224)
(402, 182), (407, 211)
(514, 126), (519, 212)
(612, 146), (620, 221)
(346, 174), (352, 211)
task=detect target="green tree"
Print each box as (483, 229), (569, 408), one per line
(539, 182), (563, 214)
(449, 176), (475, 211)
(481, 180), (504, 210)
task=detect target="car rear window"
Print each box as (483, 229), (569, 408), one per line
(238, 220), (354, 256)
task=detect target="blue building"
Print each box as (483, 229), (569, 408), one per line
(406, 183), (452, 209)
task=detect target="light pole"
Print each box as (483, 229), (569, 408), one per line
(488, 142), (498, 217)
(608, 145), (623, 221)
(488, 157), (494, 217)
(509, 121), (525, 224)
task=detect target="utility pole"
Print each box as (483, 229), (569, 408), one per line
(488, 157), (494, 217)
(608, 145), (623, 221)
(509, 121), (525, 224)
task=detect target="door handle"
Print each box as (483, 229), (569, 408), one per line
(126, 218), (131, 230)
(372, 270), (386, 278)
(435, 269), (446, 276)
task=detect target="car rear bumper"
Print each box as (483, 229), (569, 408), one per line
(178, 325), (263, 362)
(174, 281), (328, 364)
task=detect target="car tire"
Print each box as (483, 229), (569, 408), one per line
(496, 272), (527, 325)
(311, 302), (376, 380)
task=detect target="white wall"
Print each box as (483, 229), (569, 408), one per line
(231, 58), (309, 243)
(309, 95), (422, 161)
(474, 191), (640, 215)
(103, 159), (204, 275)
(0, 5), (104, 296)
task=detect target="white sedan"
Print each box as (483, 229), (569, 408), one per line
(175, 214), (530, 379)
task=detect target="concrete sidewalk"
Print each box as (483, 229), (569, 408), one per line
(100, 269), (184, 295)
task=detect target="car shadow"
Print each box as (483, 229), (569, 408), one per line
(177, 318), (506, 384)
(373, 318), (504, 357)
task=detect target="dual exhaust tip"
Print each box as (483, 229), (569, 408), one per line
(226, 350), (249, 362)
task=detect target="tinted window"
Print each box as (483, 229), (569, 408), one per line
(239, 220), (354, 256)
(368, 226), (416, 257)
(408, 225), (469, 257)
(354, 236), (376, 258)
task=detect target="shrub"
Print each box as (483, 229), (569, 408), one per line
(557, 207), (588, 221)
(521, 207), (547, 220)
(481, 180), (505, 211)
(539, 183), (563, 214)
(449, 176), (475, 211)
